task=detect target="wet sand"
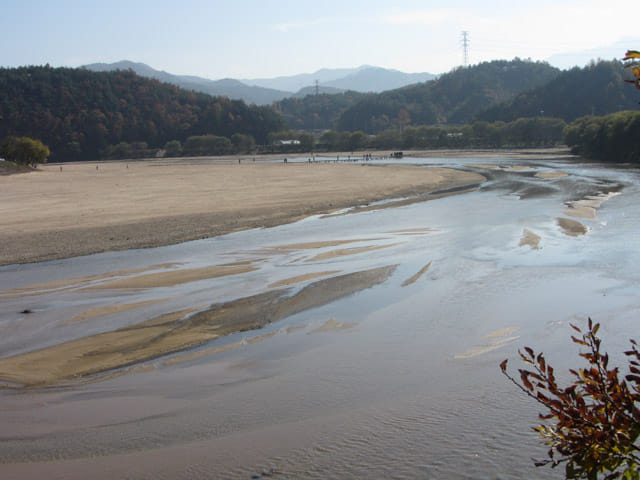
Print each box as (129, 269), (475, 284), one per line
(402, 261), (432, 286)
(519, 228), (541, 249)
(0, 265), (396, 388)
(556, 217), (588, 236)
(305, 242), (403, 262)
(454, 326), (521, 360)
(535, 171), (569, 179)
(78, 264), (259, 290)
(563, 193), (620, 220)
(0, 159), (485, 265)
(64, 298), (171, 324)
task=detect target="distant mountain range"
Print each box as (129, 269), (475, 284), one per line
(83, 61), (436, 105)
(83, 61), (290, 105)
(545, 37), (638, 70)
(243, 65), (435, 94)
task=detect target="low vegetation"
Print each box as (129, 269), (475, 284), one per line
(502, 320), (640, 479)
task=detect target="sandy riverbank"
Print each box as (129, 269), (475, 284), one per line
(0, 158), (485, 265)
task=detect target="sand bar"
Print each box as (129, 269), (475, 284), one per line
(306, 242), (403, 262)
(519, 228), (541, 250)
(79, 265), (259, 290)
(454, 326), (521, 360)
(268, 270), (342, 288)
(65, 298), (170, 324)
(562, 192), (620, 220)
(0, 160), (485, 265)
(0, 265), (397, 387)
(0, 263), (179, 298)
(556, 217), (588, 236)
(311, 318), (357, 333)
(535, 171), (568, 179)
(402, 261), (432, 286)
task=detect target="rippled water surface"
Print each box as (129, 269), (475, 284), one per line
(1, 156), (640, 479)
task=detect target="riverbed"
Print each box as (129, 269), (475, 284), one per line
(1, 154), (639, 479)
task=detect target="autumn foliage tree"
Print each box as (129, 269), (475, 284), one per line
(501, 319), (640, 479)
(623, 50), (640, 89)
(0, 136), (50, 166)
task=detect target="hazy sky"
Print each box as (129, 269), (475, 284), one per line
(3, 0), (639, 79)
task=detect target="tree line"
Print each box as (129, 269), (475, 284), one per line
(103, 133), (259, 159)
(564, 110), (640, 162)
(0, 115), (573, 161)
(241, 113), (639, 163)
(312, 117), (567, 151)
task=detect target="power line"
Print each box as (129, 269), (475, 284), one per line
(461, 31), (470, 67)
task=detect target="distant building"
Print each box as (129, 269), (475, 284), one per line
(274, 139), (301, 146)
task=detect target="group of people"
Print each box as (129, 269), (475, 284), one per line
(281, 153), (397, 164)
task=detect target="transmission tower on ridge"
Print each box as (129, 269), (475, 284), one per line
(461, 31), (470, 67)
(315, 79), (320, 95)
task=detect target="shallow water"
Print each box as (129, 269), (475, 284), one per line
(1, 156), (640, 479)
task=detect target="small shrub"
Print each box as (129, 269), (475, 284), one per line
(501, 319), (640, 479)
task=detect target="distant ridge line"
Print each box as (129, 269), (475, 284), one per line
(82, 60), (436, 105)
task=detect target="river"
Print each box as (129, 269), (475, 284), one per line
(1, 155), (639, 479)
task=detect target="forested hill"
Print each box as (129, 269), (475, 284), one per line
(0, 66), (284, 161)
(476, 61), (637, 123)
(335, 59), (561, 133)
